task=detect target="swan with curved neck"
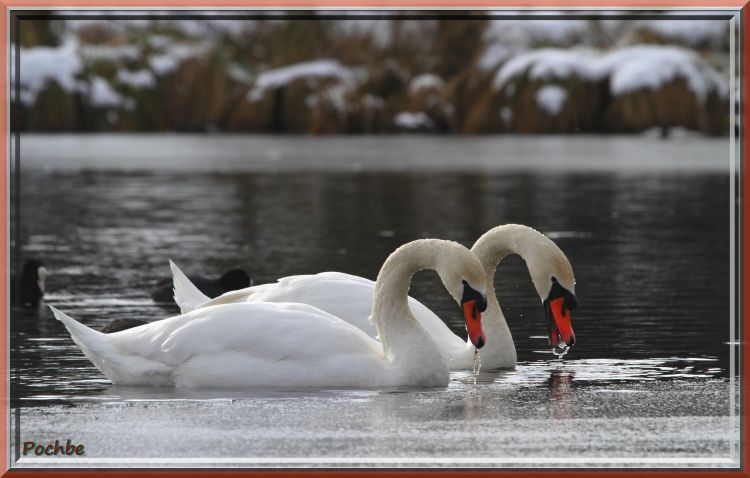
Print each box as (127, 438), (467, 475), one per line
(51, 239), (488, 388)
(172, 224), (576, 370)
(469, 224), (577, 368)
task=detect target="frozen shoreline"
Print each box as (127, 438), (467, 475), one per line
(20, 133), (731, 174)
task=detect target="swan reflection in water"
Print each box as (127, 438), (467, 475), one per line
(446, 365), (576, 421)
(548, 367), (575, 419)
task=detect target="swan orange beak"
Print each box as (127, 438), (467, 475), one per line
(547, 297), (575, 348)
(463, 300), (486, 349)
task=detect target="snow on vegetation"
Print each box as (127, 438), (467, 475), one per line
(484, 18), (591, 49)
(78, 44), (140, 63)
(635, 19), (728, 48)
(494, 48), (598, 89)
(478, 44), (514, 72)
(247, 59), (353, 102)
(15, 17), (730, 134)
(483, 17), (727, 51)
(18, 40), (84, 105)
(148, 35), (172, 49)
(494, 45), (727, 103)
(63, 17), (152, 34)
(535, 85), (567, 115)
(63, 16), (255, 42)
(167, 18), (254, 40)
(117, 68), (156, 89)
(149, 43), (207, 75)
(227, 63), (253, 85)
(408, 73), (444, 94)
(393, 111), (434, 130)
(329, 17), (394, 48)
(363, 94), (385, 109)
(89, 76), (124, 107)
(499, 107), (513, 122)
(600, 46), (727, 100)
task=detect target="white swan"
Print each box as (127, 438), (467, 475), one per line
(51, 239), (488, 388)
(173, 224), (576, 370)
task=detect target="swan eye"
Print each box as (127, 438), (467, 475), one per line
(461, 280), (487, 312)
(547, 278), (577, 311)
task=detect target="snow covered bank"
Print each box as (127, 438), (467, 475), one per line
(493, 45), (727, 103)
(409, 73), (444, 94)
(248, 59), (353, 102)
(393, 111), (434, 130)
(15, 17), (730, 135)
(535, 85), (567, 115)
(18, 41), (84, 105)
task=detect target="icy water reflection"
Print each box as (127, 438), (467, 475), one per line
(11, 135), (738, 466)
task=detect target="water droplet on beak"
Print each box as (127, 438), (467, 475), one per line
(551, 343), (570, 359)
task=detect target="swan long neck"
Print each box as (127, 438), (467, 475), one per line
(467, 225), (548, 367)
(371, 240), (448, 361)
(471, 224), (536, 300)
(472, 224), (575, 302)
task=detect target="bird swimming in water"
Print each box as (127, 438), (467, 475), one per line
(17, 259), (49, 309)
(99, 318), (148, 334)
(150, 267), (250, 304)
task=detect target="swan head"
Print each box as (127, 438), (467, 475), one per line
(511, 230), (577, 350)
(461, 280), (488, 348)
(434, 246), (488, 349)
(22, 259), (47, 290)
(36, 265), (49, 293)
(542, 275), (577, 350)
(21, 259), (48, 307)
(526, 246), (576, 350)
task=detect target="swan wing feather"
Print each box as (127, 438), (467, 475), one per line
(170, 260), (211, 314)
(174, 269), (465, 355)
(158, 302), (385, 387)
(56, 302), (386, 387)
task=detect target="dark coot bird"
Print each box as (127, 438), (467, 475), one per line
(99, 267), (249, 334)
(99, 318), (148, 334)
(150, 267), (250, 304)
(17, 259), (49, 309)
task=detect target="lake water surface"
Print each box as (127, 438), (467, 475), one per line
(11, 134), (740, 468)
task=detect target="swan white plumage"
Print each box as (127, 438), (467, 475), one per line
(51, 239), (488, 388)
(173, 224), (577, 370)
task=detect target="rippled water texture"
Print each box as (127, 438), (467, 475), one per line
(11, 134), (739, 467)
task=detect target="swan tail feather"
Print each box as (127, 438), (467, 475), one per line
(170, 259), (210, 314)
(50, 305), (118, 378)
(50, 305), (105, 344)
(51, 306), (172, 385)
